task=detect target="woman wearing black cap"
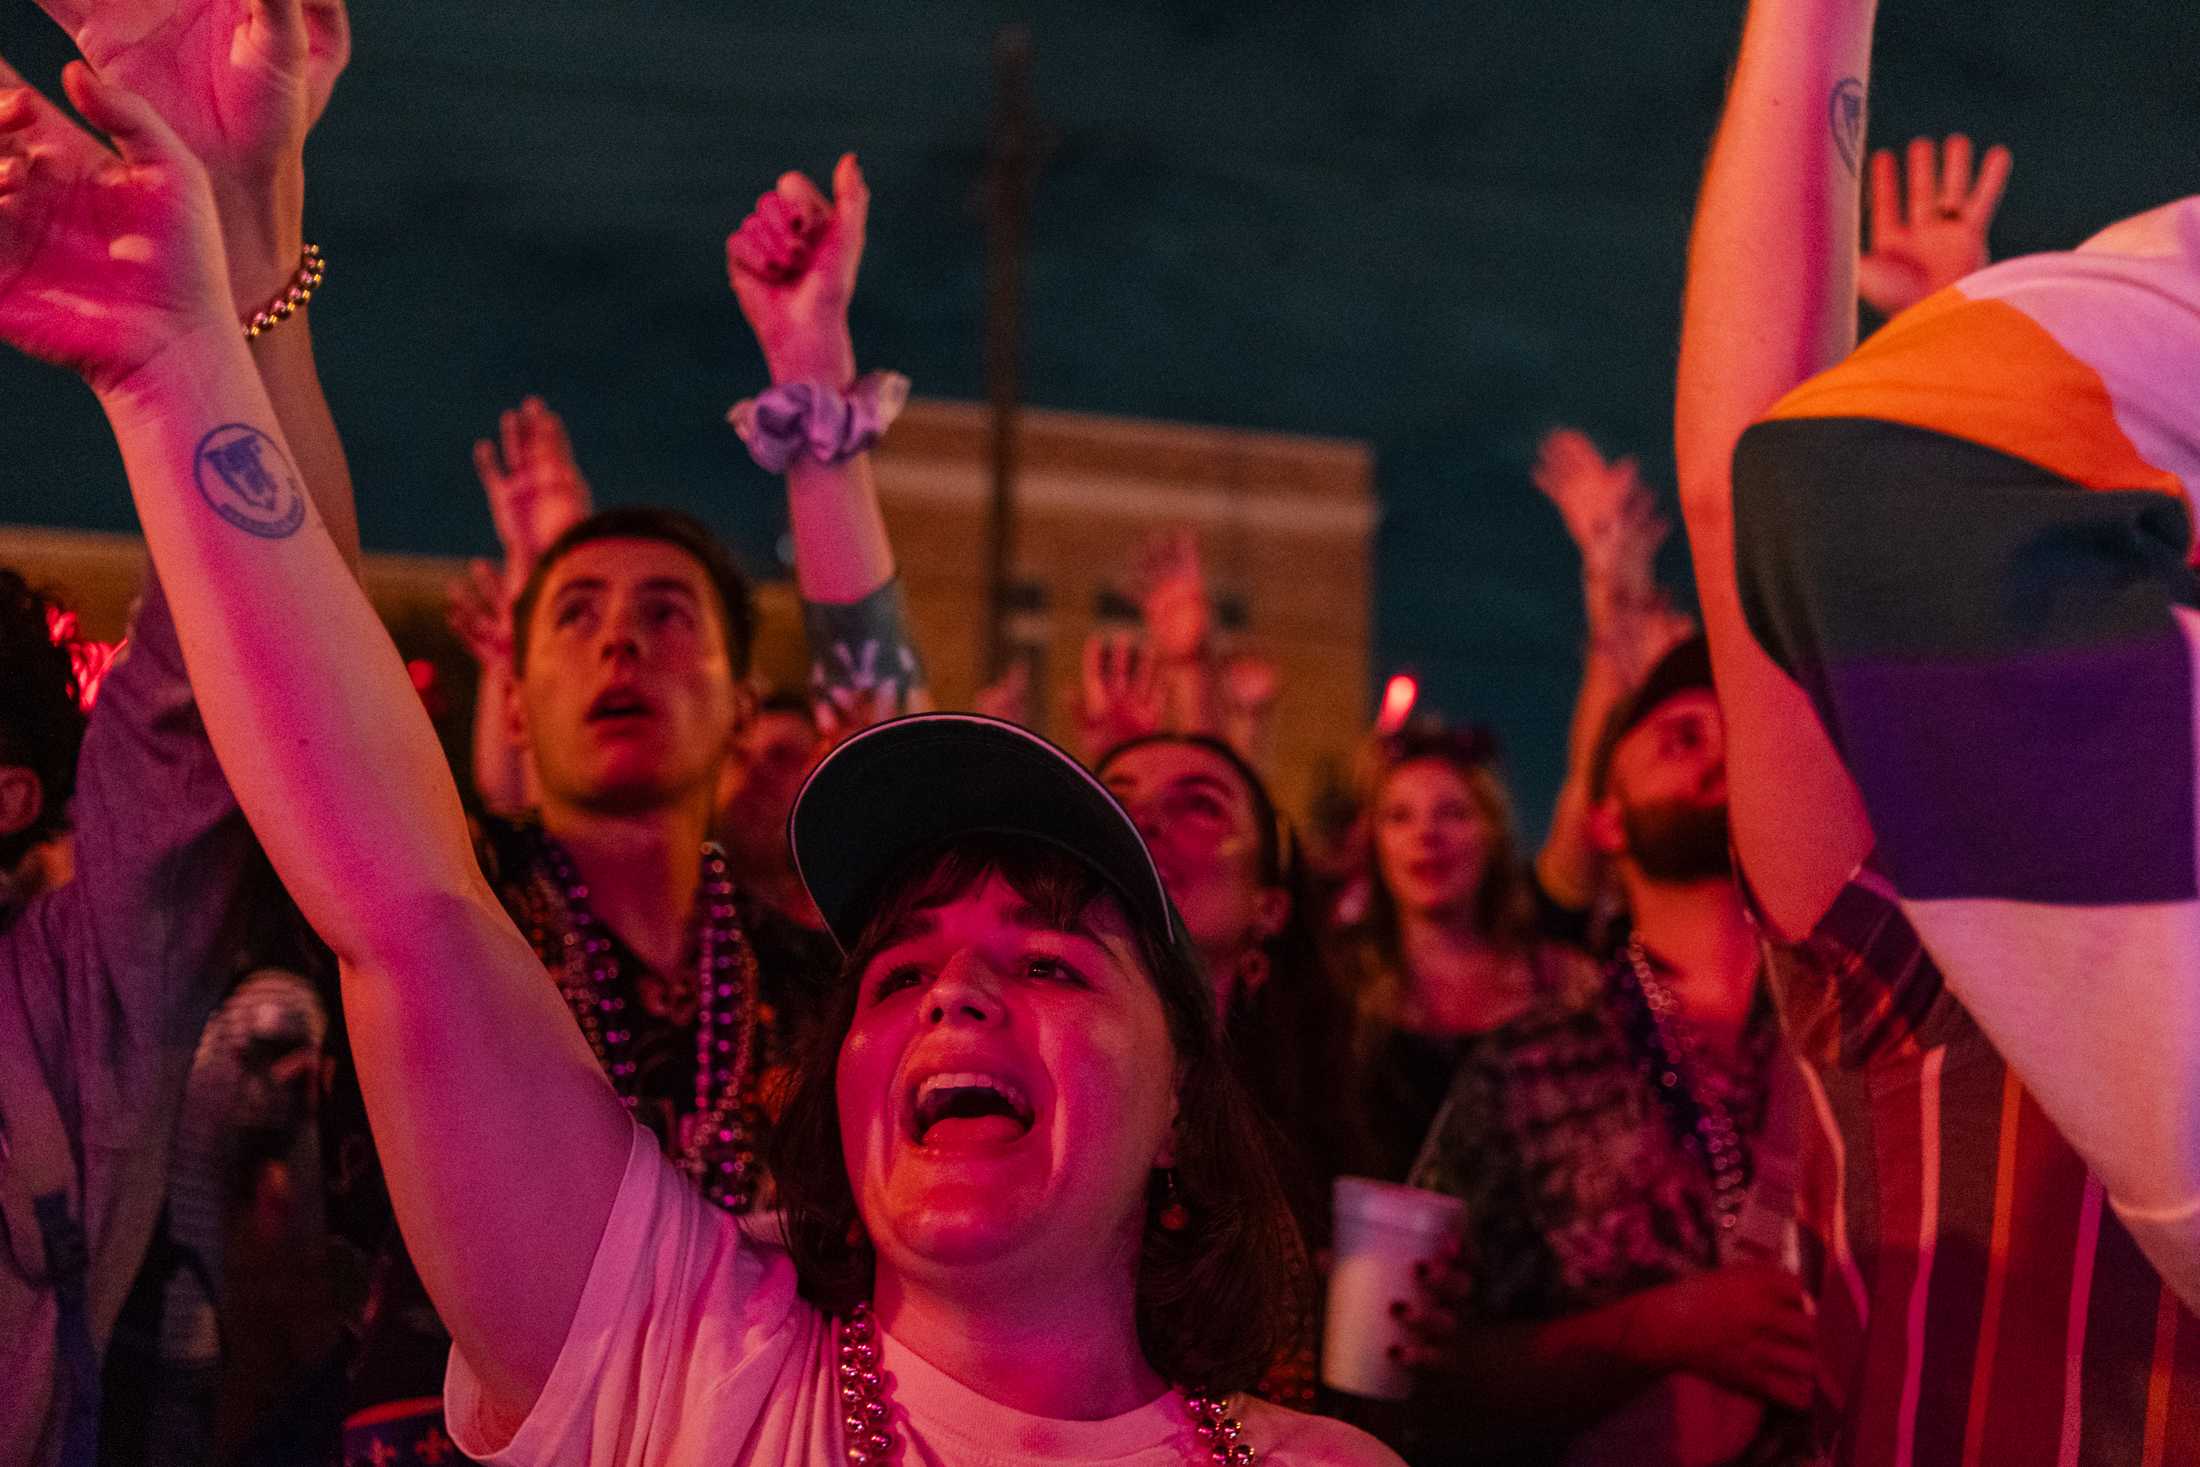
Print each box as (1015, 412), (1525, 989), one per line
(0, 71), (1400, 1462)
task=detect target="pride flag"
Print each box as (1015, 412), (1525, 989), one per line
(1732, 198), (2200, 1313)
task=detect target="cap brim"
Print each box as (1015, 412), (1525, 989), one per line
(789, 714), (1176, 956)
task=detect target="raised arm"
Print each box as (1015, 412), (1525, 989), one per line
(36, 0), (361, 566)
(1131, 529), (1223, 738)
(1671, 0), (1879, 939)
(1529, 429), (1687, 913)
(0, 56), (627, 1422)
(450, 396), (594, 814)
(448, 555), (534, 814)
(728, 155), (929, 736)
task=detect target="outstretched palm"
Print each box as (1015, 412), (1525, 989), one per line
(0, 61), (229, 391)
(474, 396), (595, 590)
(1858, 134), (2013, 319)
(1532, 428), (1664, 595)
(1131, 529), (1211, 664)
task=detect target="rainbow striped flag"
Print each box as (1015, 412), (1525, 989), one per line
(1732, 200), (2200, 1311)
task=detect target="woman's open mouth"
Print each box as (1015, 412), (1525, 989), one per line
(907, 1070), (1036, 1149)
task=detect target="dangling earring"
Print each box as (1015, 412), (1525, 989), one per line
(1157, 1169), (1190, 1232)
(1233, 948), (1272, 1008)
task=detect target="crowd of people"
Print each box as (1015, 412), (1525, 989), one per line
(3, 0), (2198, 1464)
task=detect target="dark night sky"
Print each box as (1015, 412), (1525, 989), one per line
(2, 0), (2195, 821)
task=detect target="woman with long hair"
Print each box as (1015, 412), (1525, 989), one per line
(0, 61), (1400, 1462)
(1333, 725), (1592, 1181)
(1095, 734), (1355, 1250)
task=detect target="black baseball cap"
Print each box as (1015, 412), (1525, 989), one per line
(1589, 634), (1715, 799)
(789, 713), (1178, 956)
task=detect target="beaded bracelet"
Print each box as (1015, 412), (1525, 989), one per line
(243, 244), (326, 340)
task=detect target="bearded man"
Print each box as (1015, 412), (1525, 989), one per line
(1402, 637), (1815, 1466)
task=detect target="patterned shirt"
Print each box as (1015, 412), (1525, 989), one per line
(1409, 948), (1800, 1466)
(1760, 861), (2200, 1466)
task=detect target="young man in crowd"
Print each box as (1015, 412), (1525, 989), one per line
(0, 1), (357, 1460)
(1392, 134), (2010, 1451)
(1405, 639), (1814, 1464)
(340, 149), (922, 1467)
(335, 502), (822, 1453)
(1675, 0), (2200, 1458)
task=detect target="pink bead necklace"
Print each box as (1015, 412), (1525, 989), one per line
(833, 1304), (1260, 1465)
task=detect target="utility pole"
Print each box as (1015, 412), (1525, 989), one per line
(980, 25), (1039, 682)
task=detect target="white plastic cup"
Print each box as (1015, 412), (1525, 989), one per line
(1320, 1176), (1467, 1401)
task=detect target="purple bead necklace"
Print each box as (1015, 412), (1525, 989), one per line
(534, 837), (761, 1212)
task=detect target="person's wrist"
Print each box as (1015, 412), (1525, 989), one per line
(761, 324), (857, 387)
(1615, 1282), (1691, 1372)
(214, 161), (308, 315)
(94, 313), (257, 412)
(499, 556), (536, 607)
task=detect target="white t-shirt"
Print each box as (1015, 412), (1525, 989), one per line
(446, 1127), (1404, 1466)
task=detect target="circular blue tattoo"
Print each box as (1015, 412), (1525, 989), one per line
(193, 424), (306, 539)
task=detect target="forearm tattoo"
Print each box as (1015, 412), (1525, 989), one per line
(193, 424), (306, 539)
(805, 577), (928, 736)
(1830, 77), (1866, 177)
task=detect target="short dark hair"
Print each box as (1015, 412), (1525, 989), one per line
(765, 831), (1309, 1393)
(0, 569), (86, 871)
(509, 507), (754, 676)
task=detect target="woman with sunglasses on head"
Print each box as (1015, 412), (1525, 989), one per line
(1332, 725), (1599, 1183)
(0, 63), (1401, 1465)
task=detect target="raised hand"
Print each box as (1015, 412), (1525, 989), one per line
(452, 397), (592, 676)
(35, 0), (348, 175)
(473, 396), (594, 591)
(0, 60), (230, 392)
(727, 152), (867, 384)
(446, 557), (512, 671)
(1531, 428), (1665, 599)
(1858, 135), (2013, 319)
(35, 0), (348, 309)
(1219, 652), (1279, 718)
(1076, 628), (1163, 764)
(1130, 528), (1211, 665)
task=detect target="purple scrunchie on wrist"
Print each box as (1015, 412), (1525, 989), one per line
(728, 371), (911, 474)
